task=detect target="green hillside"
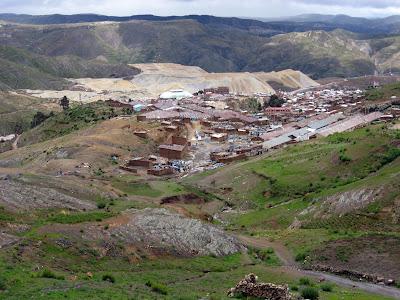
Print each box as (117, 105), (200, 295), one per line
(184, 123), (400, 281)
(0, 45), (138, 90)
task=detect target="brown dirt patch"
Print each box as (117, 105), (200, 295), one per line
(160, 193), (205, 205)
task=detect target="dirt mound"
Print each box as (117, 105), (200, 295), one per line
(254, 69), (319, 90)
(103, 208), (245, 257)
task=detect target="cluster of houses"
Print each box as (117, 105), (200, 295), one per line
(113, 85), (399, 177)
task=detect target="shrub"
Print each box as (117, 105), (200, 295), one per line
(289, 284), (298, 291)
(299, 277), (312, 286)
(102, 274), (115, 283)
(0, 277), (7, 290)
(40, 269), (64, 280)
(97, 202), (106, 209)
(301, 287), (319, 300)
(146, 280), (168, 295)
(320, 283), (333, 292)
(295, 252), (309, 262)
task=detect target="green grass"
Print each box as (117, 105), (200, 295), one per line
(45, 211), (115, 224)
(0, 249), (391, 300)
(112, 178), (187, 199)
(365, 82), (400, 100)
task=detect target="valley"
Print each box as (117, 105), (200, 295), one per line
(0, 11), (400, 300)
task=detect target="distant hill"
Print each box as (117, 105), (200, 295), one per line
(0, 45), (138, 90)
(2, 14), (400, 86)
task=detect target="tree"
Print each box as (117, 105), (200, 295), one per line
(31, 111), (50, 128)
(60, 96), (70, 111)
(268, 94), (285, 107)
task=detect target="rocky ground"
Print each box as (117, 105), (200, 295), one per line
(0, 176), (95, 211)
(42, 208), (246, 258)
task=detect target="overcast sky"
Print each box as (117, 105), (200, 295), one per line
(2, 0), (400, 18)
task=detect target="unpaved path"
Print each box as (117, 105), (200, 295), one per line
(237, 234), (400, 299)
(12, 135), (20, 150)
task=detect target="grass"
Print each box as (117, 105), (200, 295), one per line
(112, 178), (187, 199)
(0, 249), (391, 300)
(19, 102), (130, 147)
(365, 82), (400, 101)
(45, 211), (115, 224)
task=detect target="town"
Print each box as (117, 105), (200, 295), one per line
(105, 81), (400, 177)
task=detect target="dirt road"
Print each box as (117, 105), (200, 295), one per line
(12, 135), (20, 150)
(237, 234), (400, 299)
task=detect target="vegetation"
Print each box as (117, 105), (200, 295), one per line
(301, 287), (320, 300)
(19, 102), (129, 146)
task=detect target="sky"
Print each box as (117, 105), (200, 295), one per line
(2, 0), (400, 18)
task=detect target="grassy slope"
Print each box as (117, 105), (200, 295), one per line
(0, 92), (58, 136)
(0, 45), (137, 90)
(184, 123), (400, 275)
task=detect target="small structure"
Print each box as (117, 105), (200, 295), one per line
(211, 133), (228, 142)
(134, 131), (148, 138)
(127, 157), (154, 169)
(159, 144), (186, 160)
(265, 107), (292, 116)
(204, 86), (230, 95)
(147, 165), (174, 176)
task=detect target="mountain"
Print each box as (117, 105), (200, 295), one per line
(1, 14), (400, 88)
(0, 45), (138, 90)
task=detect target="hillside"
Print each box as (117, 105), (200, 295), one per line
(0, 45), (138, 90)
(0, 92), (59, 136)
(183, 123), (400, 282)
(2, 19), (400, 80)
(0, 104), (397, 298)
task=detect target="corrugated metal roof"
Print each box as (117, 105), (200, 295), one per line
(307, 113), (343, 130)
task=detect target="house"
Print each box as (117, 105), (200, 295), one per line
(210, 133), (228, 142)
(265, 107), (293, 116)
(159, 144), (186, 160)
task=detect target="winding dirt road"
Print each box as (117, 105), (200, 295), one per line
(236, 234), (400, 299)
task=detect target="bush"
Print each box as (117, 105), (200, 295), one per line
(299, 277), (312, 286)
(102, 274), (115, 283)
(320, 283), (333, 292)
(40, 269), (64, 280)
(0, 277), (7, 290)
(289, 284), (298, 291)
(295, 252), (308, 262)
(146, 280), (168, 295)
(301, 287), (319, 300)
(97, 202), (106, 209)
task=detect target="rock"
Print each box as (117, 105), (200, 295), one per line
(228, 273), (292, 300)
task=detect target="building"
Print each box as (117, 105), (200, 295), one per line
(210, 133), (228, 142)
(160, 89), (193, 100)
(265, 107), (293, 116)
(204, 87), (230, 95)
(159, 144), (186, 160)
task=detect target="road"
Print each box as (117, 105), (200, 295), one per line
(236, 235), (400, 299)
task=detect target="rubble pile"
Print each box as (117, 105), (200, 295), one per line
(228, 273), (292, 300)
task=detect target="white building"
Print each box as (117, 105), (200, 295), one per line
(160, 89), (193, 100)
